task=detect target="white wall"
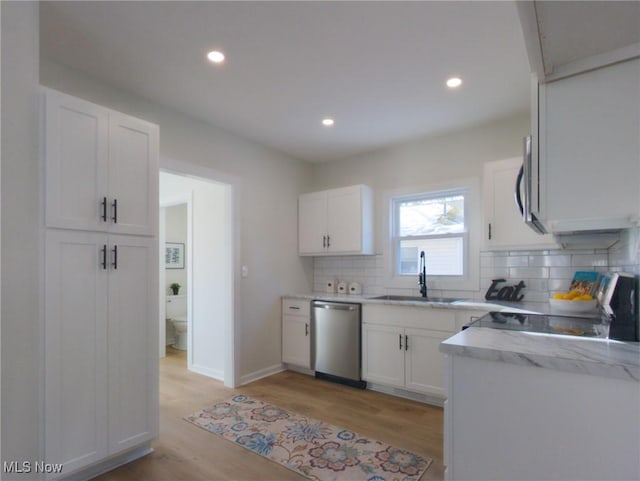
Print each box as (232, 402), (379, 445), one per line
(40, 59), (314, 381)
(1, 0), (41, 474)
(310, 114), (530, 296)
(160, 173), (230, 380)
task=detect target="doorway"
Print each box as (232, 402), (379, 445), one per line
(159, 170), (234, 385)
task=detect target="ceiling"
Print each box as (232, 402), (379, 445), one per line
(40, 1), (533, 163)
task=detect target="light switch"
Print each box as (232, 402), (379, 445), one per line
(241, 265), (249, 278)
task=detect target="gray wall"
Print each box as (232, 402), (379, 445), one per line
(1, 1), (41, 474)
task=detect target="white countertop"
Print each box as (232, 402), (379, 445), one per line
(440, 327), (640, 382)
(283, 292), (544, 314)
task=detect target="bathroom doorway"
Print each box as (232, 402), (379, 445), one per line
(161, 200), (189, 363)
(159, 170), (234, 384)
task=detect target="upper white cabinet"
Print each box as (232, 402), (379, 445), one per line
(45, 88), (158, 236)
(536, 58), (640, 233)
(517, 1), (640, 82)
(483, 157), (557, 249)
(298, 184), (374, 256)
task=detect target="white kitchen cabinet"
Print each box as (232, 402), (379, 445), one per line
(45, 87), (158, 236)
(404, 328), (450, 395)
(363, 324), (449, 397)
(107, 235), (158, 453)
(483, 157), (557, 249)
(44, 231), (109, 474)
(298, 184), (374, 256)
(43, 89), (159, 479)
(45, 231), (158, 476)
(443, 353), (640, 481)
(535, 58), (640, 233)
(362, 304), (456, 398)
(281, 298), (311, 369)
(362, 324), (405, 388)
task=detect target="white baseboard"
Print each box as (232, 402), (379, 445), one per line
(61, 443), (153, 481)
(366, 382), (445, 407)
(239, 363), (285, 386)
(283, 364), (314, 376)
(189, 363), (224, 381)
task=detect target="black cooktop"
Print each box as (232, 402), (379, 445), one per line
(465, 311), (608, 338)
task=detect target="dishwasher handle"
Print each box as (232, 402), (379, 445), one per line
(313, 302), (359, 311)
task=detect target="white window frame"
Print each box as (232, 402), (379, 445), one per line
(392, 190), (468, 277)
(383, 178), (480, 293)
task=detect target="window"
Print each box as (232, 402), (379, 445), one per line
(392, 190), (467, 277)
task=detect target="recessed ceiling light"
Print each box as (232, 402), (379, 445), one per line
(322, 118), (335, 127)
(207, 50), (225, 64)
(446, 77), (463, 88)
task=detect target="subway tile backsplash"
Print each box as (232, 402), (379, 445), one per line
(312, 245), (628, 306)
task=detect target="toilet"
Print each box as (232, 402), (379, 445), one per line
(166, 294), (187, 350)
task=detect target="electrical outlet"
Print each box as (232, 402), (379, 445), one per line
(241, 265), (249, 278)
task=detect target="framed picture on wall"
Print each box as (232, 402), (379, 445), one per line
(165, 242), (185, 269)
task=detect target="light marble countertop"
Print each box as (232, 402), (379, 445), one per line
(283, 292), (544, 314)
(440, 327), (640, 382)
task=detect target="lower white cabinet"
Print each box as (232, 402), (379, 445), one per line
(404, 328), (451, 395)
(443, 353), (640, 481)
(362, 323), (449, 397)
(45, 230), (158, 477)
(282, 298), (311, 369)
(361, 324), (405, 387)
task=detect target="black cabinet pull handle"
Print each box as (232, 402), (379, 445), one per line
(327, 235), (331, 248)
(101, 197), (108, 222)
(101, 244), (107, 270)
(289, 306), (300, 310)
(322, 235), (326, 248)
(112, 198), (118, 224)
(405, 334), (409, 351)
(488, 222), (492, 240)
(399, 333), (403, 350)
(112, 245), (118, 270)
(305, 323), (309, 336)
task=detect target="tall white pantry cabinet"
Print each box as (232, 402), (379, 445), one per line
(43, 88), (159, 479)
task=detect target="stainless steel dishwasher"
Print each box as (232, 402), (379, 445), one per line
(311, 300), (366, 389)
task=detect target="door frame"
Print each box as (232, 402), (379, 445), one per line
(160, 157), (239, 388)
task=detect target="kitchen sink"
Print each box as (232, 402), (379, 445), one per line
(370, 295), (462, 303)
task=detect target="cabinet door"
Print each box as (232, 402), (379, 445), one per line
(483, 158), (556, 249)
(299, 191), (327, 254)
(362, 324), (404, 388)
(404, 328), (450, 396)
(541, 58), (640, 231)
(108, 235), (158, 454)
(282, 315), (311, 368)
(326, 186), (362, 253)
(108, 112), (159, 236)
(45, 231), (109, 473)
(45, 89), (109, 232)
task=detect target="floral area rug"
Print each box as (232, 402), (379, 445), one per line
(184, 394), (432, 481)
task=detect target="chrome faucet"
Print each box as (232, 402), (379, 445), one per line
(418, 250), (427, 298)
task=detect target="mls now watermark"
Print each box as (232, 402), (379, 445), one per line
(4, 461), (64, 474)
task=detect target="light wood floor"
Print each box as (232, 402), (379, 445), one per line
(96, 347), (445, 481)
